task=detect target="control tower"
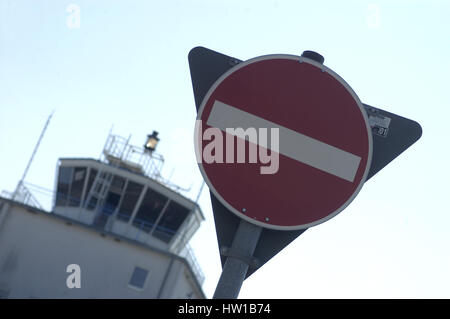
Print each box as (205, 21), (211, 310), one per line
(0, 131), (205, 299)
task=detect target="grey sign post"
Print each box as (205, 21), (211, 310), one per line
(213, 220), (262, 299)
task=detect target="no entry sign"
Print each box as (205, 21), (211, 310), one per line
(195, 54), (373, 230)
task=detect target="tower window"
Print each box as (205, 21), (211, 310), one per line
(84, 169), (98, 210)
(132, 188), (168, 233)
(128, 266), (149, 290)
(153, 201), (190, 243)
(117, 181), (143, 222)
(55, 166), (73, 206)
(68, 167), (87, 207)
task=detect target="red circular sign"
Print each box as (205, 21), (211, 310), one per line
(195, 54), (372, 230)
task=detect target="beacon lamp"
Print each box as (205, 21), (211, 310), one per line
(144, 131), (159, 152)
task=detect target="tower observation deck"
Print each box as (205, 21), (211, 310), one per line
(0, 130), (205, 298)
(53, 131), (205, 283)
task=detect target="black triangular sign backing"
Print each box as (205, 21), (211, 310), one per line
(188, 46), (422, 278)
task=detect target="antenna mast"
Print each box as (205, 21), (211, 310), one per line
(13, 111), (54, 200)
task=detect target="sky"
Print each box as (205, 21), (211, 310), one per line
(0, 0), (449, 298)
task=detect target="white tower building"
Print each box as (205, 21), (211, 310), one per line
(0, 131), (205, 299)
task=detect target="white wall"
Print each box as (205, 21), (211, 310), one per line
(0, 201), (204, 299)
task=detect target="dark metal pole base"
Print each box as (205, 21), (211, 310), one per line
(213, 220), (262, 299)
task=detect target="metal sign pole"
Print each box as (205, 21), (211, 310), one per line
(213, 219), (262, 299)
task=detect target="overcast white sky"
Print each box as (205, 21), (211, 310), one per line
(1, 0), (449, 298)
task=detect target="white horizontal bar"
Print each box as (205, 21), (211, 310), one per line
(206, 100), (362, 182)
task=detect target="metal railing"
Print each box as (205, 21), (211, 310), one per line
(0, 183), (43, 210)
(89, 208), (205, 286)
(101, 133), (192, 194)
(102, 134), (165, 181)
(178, 244), (205, 285)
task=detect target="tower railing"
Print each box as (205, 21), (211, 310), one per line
(102, 134), (165, 181)
(0, 182), (43, 210)
(101, 133), (191, 193)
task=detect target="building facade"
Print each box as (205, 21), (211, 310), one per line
(0, 132), (205, 298)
